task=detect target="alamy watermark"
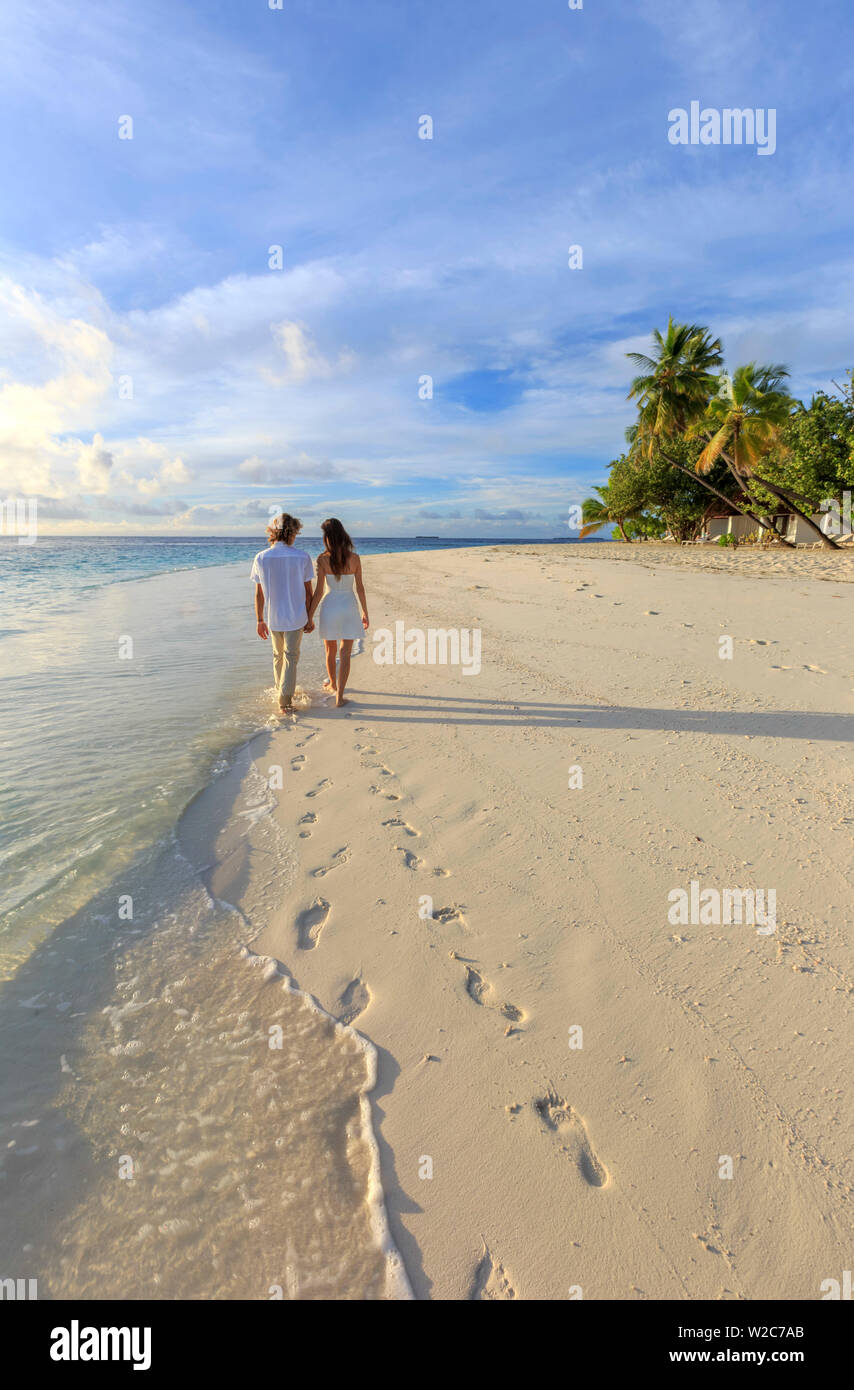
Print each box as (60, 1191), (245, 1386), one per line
(50, 1321), (151, 1370)
(0, 1276), (37, 1299)
(0, 497), (38, 544)
(668, 880), (777, 935)
(668, 103), (776, 157)
(821, 1270), (853, 1300)
(819, 490), (854, 537)
(373, 622), (481, 676)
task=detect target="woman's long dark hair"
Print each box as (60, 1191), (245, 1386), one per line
(321, 518), (353, 576)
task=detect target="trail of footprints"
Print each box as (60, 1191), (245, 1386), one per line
(290, 728), (613, 1216)
(360, 733), (526, 1034)
(290, 733), (592, 1112)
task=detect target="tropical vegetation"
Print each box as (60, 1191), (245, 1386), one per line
(583, 318), (854, 548)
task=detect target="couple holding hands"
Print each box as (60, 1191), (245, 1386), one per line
(251, 513), (369, 712)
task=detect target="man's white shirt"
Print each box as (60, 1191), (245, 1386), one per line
(250, 543), (314, 631)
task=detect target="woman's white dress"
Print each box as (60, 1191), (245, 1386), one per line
(317, 572), (363, 639)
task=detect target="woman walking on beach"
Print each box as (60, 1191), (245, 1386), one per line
(307, 518), (369, 708)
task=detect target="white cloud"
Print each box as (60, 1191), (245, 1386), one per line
(77, 434), (114, 494)
(0, 276), (113, 494)
(261, 320), (355, 385)
(115, 439), (193, 496)
(238, 453), (339, 483)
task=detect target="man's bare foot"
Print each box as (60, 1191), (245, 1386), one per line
(278, 704), (296, 716)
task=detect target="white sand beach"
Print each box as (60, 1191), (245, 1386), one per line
(197, 542), (854, 1300)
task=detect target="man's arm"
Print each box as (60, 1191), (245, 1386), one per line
(255, 582), (269, 640)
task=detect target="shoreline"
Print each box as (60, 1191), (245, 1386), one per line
(0, 727), (410, 1300)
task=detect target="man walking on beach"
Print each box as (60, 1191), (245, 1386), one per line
(251, 512), (315, 714)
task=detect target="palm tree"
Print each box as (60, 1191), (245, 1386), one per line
(628, 317), (723, 437)
(696, 364), (839, 549)
(581, 484), (634, 541)
(626, 320), (794, 544)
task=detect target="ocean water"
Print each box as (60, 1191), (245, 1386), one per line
(0, 533), (583, 1299)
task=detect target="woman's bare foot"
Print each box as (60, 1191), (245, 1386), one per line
(278, 704), (296, 716)
(335, 695), (349, 707)
(323, 679), (337, 693)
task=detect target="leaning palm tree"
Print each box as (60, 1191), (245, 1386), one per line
(696, 364), (839, 549)
(581, 484), (637, 541)
(627, 320), (794, 544)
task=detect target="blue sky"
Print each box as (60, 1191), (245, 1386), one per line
(1, 0), (853, 536)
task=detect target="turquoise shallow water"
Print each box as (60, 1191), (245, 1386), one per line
(0, 557), (272, 973)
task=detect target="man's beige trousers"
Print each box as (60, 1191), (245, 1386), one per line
(271, 628), (303, 707)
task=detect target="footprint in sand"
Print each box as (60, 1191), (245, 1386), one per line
(300, 812), (317, 825)
(803, 664), (828, 674)
(312, 847), (350, 878)
(462, 964), (525, 1025)
(398, 848), (425, 871)
(383, 817), (420, 837)
(432, 904), (466, 928)
(291, 755), (305, 771)
(337, 977), (371, 1026)
(468, 1244), (517, 1300)
(356, 744), (378, 755)
(534, 1090), (610, 1188)
(306, 779), (332, 799)
(367, 783), (400, 806)
(296, 898), (330, 950)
